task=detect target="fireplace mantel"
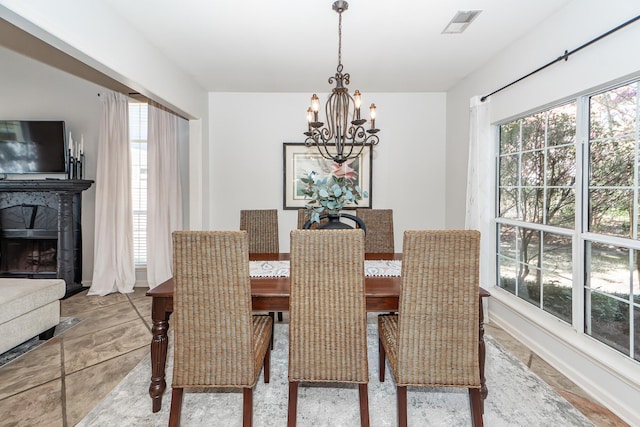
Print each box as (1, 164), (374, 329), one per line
(0, 179), (93, 193)
(0, 179), (93, 297)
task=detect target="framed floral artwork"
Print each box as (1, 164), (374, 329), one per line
(283, 142), (372, 210)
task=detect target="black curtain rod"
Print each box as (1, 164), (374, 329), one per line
(480, 14), (640, 102)
(96, 92), (140, 96)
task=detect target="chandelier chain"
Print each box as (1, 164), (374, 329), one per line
(338, 12), (342, 67)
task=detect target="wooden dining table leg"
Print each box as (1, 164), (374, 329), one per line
(149, 296), (172, 412)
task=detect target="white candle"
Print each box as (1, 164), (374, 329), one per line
(69, 132), (74, 155)
(80, 135), (84, 155)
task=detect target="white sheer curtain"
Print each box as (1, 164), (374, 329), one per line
(88, 92), (136, 295)
(465, 96), (494, 290)
(146, 102), (183, 288)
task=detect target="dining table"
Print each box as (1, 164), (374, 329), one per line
(146, 253), (490, 413)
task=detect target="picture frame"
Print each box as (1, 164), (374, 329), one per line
(283, 142), (372, 210)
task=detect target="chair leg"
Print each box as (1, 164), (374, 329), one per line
(39, 326), (56, 340)
(243, 388), (253, 427)
(397, 386), (407, 427)
(358, 383), (370, 427)
(168, 388), (184, 427)
(287, 381), (299, 427)
(264, 344), (271, 383)
(268, 312), (275, 349)
(378, 338), (386, 382)
(277, 311), (283, 322)
(469, 388), (484, 427)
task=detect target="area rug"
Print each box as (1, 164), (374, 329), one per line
(78, 322), (594, 426)
(0, 317), (82, 368)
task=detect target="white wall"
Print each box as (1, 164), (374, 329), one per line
(0, 0), (210, 230)
(209, 92), (447, 251)
(0, 46), (102, 284)
(446, 1), (640, 423)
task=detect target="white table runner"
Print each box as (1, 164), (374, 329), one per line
(249, 260), (401, 277)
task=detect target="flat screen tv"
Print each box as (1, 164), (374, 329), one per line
(0, 120), (67, 174)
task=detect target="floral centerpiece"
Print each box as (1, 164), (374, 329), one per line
(300, 170), (368, 223)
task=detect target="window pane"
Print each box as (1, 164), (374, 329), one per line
(635, 305), (640, 361)
(522, 113), (546, 151)
(634, 250), (640, 297)
(522, 188), (544, 224)
(522, 150), (544, 186)
(498, 256), (517, 294)
(588, 242), (631, 295)
(519, 228), (541, 266)
(518, 264), (541, 306)
(499, 121), (520, 153)
(589, 188), (633, 237)
(499, 188), (518, 219)
(546, 188), (575, 228)
(547, 146), (575, 186)
(543, 233), (572, 279)
(590, 83), (637, 140)
(547, 103), (576, 146)
(589, 137), (634, 187)
(129, 104), (148, 140)
(499, 154), (519, 186)
(129, 102), (148, 265)
(518, 228), (542, 307)
(543, 273), (572, 323)
(588, 292), (630, 356)
(498, 224), (517, 260)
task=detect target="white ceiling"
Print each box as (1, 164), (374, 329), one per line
(97, 0), (573, 93)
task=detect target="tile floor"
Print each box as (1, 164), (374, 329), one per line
(0, 288), (629, 426)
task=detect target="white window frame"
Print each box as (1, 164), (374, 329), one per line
(495, 78), (640, 361)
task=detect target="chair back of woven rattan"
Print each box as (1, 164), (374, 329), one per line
(171, 230), (257, 388)
(397, 229), (481, 387)
(296, 208), (329, 230)
(240, 209), (279, 254)
(289, 229), (368, 383)
(356, 208), (394, 253)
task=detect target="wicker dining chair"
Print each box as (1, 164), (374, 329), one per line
(296, 208), (328, 229)
(169, 230), (273, 427)
(240, 209), (279, 254)
(240, 209), (282, 322)
(378, 230), (483, 427)
(356, 208), (394, 253)
(288, 229), (370, 427)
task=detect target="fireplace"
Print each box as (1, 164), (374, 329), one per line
(0, 204), (59, 275)
(0, 180), (93, 296)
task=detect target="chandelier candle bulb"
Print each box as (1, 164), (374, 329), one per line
(306, 108), (313, 132)
(311, 94), (320, 122)
(370, 104), (377, 130)
(354, 90), (362, 119)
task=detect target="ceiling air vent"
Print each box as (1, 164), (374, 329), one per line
(442, 10), (482, 34)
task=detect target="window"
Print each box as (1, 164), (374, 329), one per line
(129, 102), (148, 265)
(497, 103), (576, 324)
(496, 81), (640, 361)
(585, 82), (639, 360)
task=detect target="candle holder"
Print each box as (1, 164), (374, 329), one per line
(67, 151), (85, 179)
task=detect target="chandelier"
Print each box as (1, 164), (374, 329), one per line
(304, 1), (380, 165)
